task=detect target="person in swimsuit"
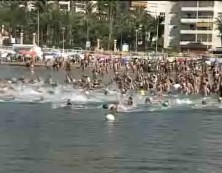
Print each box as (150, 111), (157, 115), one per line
(127, 96), (133, 106)
(66, 99), (72, 106)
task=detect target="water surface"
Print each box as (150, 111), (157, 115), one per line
(0, 66), (221, 173)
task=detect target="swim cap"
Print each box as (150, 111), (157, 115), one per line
(145, 97), (151, 103)
(202, 100), (207, 105)
(102, 104), (108, 109)
(162, 101), (169, 107)
(104, 90), (108, 95)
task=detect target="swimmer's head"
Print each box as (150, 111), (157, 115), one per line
(202, 100), (207, 105)
(162, 100), (169, 107)
(104, 90), (108, 95)
(145, 97), (151, 103)
(102, 104), (108, 109)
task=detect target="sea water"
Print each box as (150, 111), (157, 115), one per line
(0, 66), (221, 173)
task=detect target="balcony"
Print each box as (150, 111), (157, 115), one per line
(180, 41), (212, 45)
(181, 7), (214, 11)
(180, 30), (212, 34)
(181, 18), (213, 23)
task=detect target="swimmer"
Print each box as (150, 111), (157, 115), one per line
(162, 100), (169, 107)
(102, 103), (109, 109)
(102, 103), (117, 110)
(218, 97), (222, 103)
(104, 89), (109, 95)
(145, 97), (152, 104)
(127, 96), (133, 106)
(121, 89), (126, 95)
(66, 99), (72, 106)
(202, 99), (207, 105)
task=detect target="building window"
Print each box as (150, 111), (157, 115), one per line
(197, 34), (212, 42)
(181, 34), (196, 42)
(190, 24), (195, 30)
(60, 4), (69, 11)
(198, 1), (214, 7)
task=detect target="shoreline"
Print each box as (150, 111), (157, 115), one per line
(0, 62), (45, 67)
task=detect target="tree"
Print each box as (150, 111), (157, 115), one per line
(0, 1), (158, 51)
(215, 16), (222, 46)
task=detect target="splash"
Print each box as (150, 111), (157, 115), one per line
(0, 82), (221, 112)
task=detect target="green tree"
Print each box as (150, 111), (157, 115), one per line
(0, 1), (158, 51)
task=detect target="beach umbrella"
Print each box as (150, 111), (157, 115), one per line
(18, 50), (37, 57)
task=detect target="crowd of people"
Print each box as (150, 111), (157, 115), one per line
(4, 52), (219, 112)
(31, 54), (222, 97)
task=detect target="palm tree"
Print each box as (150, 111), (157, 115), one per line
(97, 1), (108, 21)
(107, 1), (117, 50)
(215, 16), (222, 46)
(145, 14), (164, 49)
(128, 6), (154, 50)
(33, 1), (60, 46)
(81, 1), (97, 48)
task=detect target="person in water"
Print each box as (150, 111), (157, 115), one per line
(218, 97), (222, 103)
(102, 103), (117, 115)
(66, 99), (72, 106)
(104, 89), (109, 95)
(162, 100), (169, 107)
(103, 103), (117, 110)
(202, 99), (207, 105)
(127, 96), (133, 106)
(219, 83), (222, 98)
(145, 97), (152, 104)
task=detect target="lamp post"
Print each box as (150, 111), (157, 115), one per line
(97, 38), (100, 50)
(147, 9), (159, 55)
(156, 15), (159, 55)
(32, 33), (36, 45)
(62, 27), (65, 53)
(135, 29), (138, 52)
(145, 31), (150, 52)
(20, 31), (24, 45)
(1, 24), (4, 34)
(37, 10), (40, 46)
(0, 25), (4, 46)
(148, 2), (166, 55)
(114, 39), (117, 52)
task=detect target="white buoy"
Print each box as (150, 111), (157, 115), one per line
(105, 114), (115, 121)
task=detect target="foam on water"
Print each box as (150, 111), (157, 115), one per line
(0, 82), (222, 112)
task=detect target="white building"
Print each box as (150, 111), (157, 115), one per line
(146, 1), (167, 17)
(47, 1), (98, 12)
(48, 1), (70, 11)
(164, 1), (222, 50)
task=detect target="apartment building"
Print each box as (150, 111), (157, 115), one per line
(130, 1), (147, 8)
(164, 1), (222, 50)
(47, 1), (70, 11)
(146, 1), (166, 17)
